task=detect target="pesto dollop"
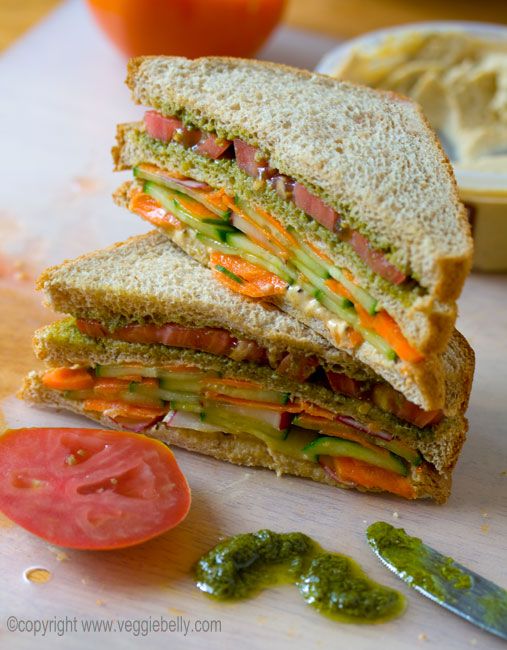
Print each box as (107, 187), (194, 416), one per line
(195, 529), (404, 623)
(366, 522), (472, 602)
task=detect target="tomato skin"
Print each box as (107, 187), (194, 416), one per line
(86, 0), (286, 59)
(0, 428), (191, 550)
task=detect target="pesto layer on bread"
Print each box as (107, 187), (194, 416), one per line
(124, 56), (473, 302)
(31, 319), (468, 474)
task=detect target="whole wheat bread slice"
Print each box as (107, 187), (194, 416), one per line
(29, 318), (468, 474)
(36, 230), (474, 414)
(114, 123), (459, 357)
(124, 56), (473, 305)
(20, 372), (455, 503)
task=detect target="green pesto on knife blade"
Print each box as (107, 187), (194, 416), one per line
(367, 521), (507, 640)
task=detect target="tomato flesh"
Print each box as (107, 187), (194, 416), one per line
(0, 428), (191, 549)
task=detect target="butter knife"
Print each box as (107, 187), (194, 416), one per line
(367, 522), (507, 640)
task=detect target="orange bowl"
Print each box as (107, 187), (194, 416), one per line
(86, 0), (287, 58)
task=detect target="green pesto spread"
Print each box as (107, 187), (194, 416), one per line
(195, 529), (404, 623)
(366, 522), (472, 602)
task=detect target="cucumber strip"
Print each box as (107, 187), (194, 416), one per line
(234, 196), (292, 248)
(169, 400), (203, 413)
(159, 375), (204, 392)
(372, 438), (422, 466)
(95, 365), (159, 379)
(299, 279), (359, 325)
(128, 382), (200, 404)
(328, 266), (378, 315)
(302, 436), (408, 476)
(225, 232), (294, 283)
(287, 225), (379, 315)
(118, 390), (164, 408)
(134, 165), (230, 219)
(144, 182), (236, 243)
(202, 407), (287, 441)
(196, 233), (237, 255)
(298, 280), (396, 360)
(293, 258), (352, 309)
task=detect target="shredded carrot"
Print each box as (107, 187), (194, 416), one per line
(297, 401), (336, 420)
(173, 193), (217, 219)
(210, 252), (288, 298)
(83, 400), (167, 419)
(333, 456), (415, 499)
(205, 188), (233, 212)
(347, 329), (364, 349)
(224, 199), (289, 259)
(326, 279), (423, 363)
(129, 191), (182, 230)
(256, 208), (298, 246)
(42, 367), (94, 391)
(354, 304), (424, 364)
(320, 427), (382, 452)
(325, 278), (354, 302)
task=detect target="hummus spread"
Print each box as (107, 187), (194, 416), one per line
(333, 30), (507, 173)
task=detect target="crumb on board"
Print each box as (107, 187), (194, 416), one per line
(96, 599), (105, 606)
(418, 632), (428, 641)
(480, 523), (490, 534)
(392, 511), (399, 519)
(481, 512), (489, 518)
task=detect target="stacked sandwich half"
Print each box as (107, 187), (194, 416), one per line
(22, 57), (475, 502)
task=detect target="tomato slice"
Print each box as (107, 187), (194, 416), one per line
(293, 182), (341, 232)
(0, 428), (191, 549)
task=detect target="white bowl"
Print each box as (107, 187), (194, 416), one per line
(316, 21), (507, 270)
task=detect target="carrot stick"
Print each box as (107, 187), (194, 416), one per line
(333, 456), (415, 499)
(42, 368), (94, 391)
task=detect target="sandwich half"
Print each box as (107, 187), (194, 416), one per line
(21, 231), (474, 502)
(112, 56), (473, 404)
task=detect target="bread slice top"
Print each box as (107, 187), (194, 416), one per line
(36, 231), (374, 380)
(36, 230), (474, 415)
(126, 55), (473, 298)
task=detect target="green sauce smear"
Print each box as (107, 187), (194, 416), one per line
(195, 529), (404, 623)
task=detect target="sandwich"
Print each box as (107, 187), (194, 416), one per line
(112, 56), (473, 412)
(21, 231), (475, 503)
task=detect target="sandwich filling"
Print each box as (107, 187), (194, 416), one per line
(76, 318), (441, 428)
(41, 364), (430, 499)
(126, 160), (424, 366)
(143, 111), (408, 286)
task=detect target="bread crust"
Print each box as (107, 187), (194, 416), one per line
(123, 55), (473, 303)
(36, 227), (474, 413)
(20, 372), (453, 503)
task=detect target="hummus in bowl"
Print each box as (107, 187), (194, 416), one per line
(317, 22), (507, 270)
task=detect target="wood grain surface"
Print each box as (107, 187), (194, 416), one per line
(0, 2), (506, 649)
(2, 0), (507, 52)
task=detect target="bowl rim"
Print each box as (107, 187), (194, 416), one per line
(315, 20), (507, 193)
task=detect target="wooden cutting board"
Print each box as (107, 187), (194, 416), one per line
(0, 2), (506, 648)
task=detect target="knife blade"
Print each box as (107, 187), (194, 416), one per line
(367, 522), (507, 640)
